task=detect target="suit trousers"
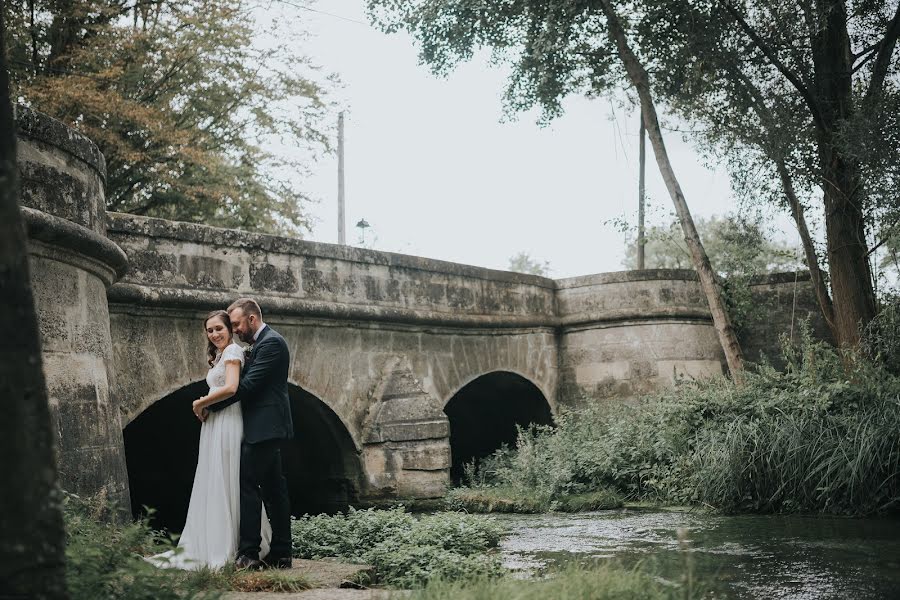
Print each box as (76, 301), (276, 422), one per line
(238, 439), (292, 559)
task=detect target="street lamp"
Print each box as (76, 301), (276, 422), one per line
(356, 218), (370, 245)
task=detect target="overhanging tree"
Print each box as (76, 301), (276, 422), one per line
(631, 0), (900, 347)
(2, 0), (334, 235)
(368, 0), (747, 379)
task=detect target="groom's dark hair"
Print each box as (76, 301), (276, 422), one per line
(228, 297), (262, 319)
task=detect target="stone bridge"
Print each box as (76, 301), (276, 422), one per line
(16, 108), (826, 531)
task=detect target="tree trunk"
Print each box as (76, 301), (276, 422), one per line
(774, 157), (838, 341)
(0, 12), (70, 600)
(599, 0), (745, 383)
(812, 0), (876, 346)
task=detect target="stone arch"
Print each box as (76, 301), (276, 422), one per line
(442, 370), (554, 483)
(123, 381), (362, 532)
(121, 377), (202, 427)
(441, 366), (556, 413)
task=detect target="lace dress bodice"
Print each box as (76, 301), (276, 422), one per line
(206, 343), (245, 391)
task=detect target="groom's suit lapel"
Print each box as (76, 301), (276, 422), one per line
(245, 325), (272, 368)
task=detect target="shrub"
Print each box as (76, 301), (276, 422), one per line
(290, 507), (504, 587)
(864, 293), (900, 375)
(63, 493), (217, 600)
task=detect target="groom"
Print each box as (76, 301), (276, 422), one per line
(210, 297), (294, 569)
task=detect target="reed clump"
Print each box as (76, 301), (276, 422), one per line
(457, 324), (900, 516)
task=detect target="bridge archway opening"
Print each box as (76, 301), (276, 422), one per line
(124, 382), (361, 533)
(443, 371), (553, 484)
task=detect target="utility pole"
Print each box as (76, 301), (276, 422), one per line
(637, 107), (646, 270)
(337, 111), (346, 245)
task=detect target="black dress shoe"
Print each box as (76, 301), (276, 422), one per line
(264, 555), (292, 569)
(235, 555), (264, 570)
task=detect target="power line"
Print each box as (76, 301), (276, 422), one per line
(271, 0), (369, 26)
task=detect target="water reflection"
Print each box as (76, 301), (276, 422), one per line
(495, 510), (900, 599)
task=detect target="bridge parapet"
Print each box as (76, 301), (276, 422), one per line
(106, 213), (556, 328)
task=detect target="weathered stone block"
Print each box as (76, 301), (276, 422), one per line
(395, 468), (449, 498)
(250, 261), (298, 293)
(368, 420), (450, 443)
(395, 441), (451, 471)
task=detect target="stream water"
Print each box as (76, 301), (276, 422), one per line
(494, 509), (900, 599)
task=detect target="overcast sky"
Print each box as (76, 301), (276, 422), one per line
(262, 0), (797, 279)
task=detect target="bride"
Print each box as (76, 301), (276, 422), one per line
(149, 310), (271, 570)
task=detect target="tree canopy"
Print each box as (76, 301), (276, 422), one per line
(3, 0), (334, 235)
(367, 0), (900, 347)
(623, 215), (803, 274)
(508, 251), (552, 276)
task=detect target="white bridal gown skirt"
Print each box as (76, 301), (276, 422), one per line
(148, 402), (272, 570)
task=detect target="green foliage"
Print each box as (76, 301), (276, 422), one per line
(408, 563), (706, 600)
(507, 251), (552, 276)
(63, 493), (217, 600)
(864, 294), (900, 375)
(4, 0), (333, 235)
(446, 486), (551, 513)
(63, 493), (312, 596)
(290, 507), (505, 587)
(555, 490), (625, 512)
(450, 429), (625, 514)
(622, 215), (801, 274)
(446, 486), (623, 513)
(620, 214), (802, 334)
(462, 329), (900, 515)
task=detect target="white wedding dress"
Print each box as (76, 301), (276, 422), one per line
(149, 342), (271, 570)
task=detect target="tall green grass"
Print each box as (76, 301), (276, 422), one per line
(461, 326), (900, 515)
(63, 493), (217, 600)
(400, 562), (705, 600)
(63, 493), (310, 598)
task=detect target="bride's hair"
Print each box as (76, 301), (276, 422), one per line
(204, 310), (233, 366)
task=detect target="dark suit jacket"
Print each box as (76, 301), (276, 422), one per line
(210, 325), (294, 444)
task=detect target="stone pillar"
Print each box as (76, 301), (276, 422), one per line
(16, 107), (131, 511)
(361, 358), (451, 500)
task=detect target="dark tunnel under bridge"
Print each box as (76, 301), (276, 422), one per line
(443, 371), (554, 484)
(124, 382), (362, 533)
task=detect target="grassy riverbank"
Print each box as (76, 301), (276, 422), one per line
(446, 486), (623, 513)
(456, 330), (900, 516)
(289, 507), (710, 596)
(403, 562), (705, 600)
(65, 493), (713, 597)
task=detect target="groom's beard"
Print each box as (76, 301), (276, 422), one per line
(237, 330), (254, 344)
